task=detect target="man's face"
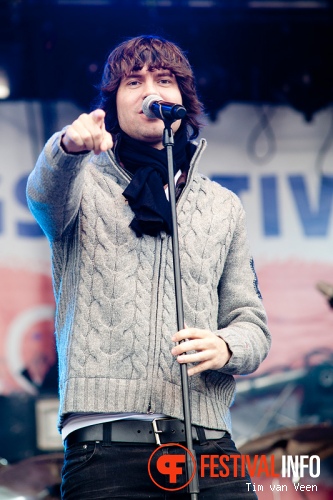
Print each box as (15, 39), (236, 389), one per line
(116, 65), (183, 149)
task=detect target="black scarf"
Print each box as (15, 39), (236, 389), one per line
(119, 128), (189, 237)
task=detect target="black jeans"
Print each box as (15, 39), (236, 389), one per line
(61, 433), (258, 499)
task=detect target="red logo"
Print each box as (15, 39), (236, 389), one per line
(148, 443), (197, 491)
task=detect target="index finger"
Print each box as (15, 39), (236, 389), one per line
(90, 108), (106, 126)
(172, 327), (201, 343)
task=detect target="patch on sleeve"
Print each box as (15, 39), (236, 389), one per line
(250, 257), (262, 299)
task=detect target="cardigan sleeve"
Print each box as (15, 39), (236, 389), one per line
(26, 130), (92, 242)
(215, 194), (271, 375)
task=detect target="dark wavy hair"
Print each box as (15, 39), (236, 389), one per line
(93, 35), (204, 140)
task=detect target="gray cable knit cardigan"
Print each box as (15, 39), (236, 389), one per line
(26, 132), (271, 432)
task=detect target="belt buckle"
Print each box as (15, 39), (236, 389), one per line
(152, 417), (171, 446)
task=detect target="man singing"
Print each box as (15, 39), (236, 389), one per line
(27, 35), (271, 499)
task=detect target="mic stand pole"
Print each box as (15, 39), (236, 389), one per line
(163, 122), (200, 499)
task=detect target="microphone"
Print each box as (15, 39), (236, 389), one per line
(316, 281), (333, 308)
(142, 94), (187, 121)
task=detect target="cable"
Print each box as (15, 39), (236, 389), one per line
(314, 106), (333, 176)
(247, 105), (277, 165)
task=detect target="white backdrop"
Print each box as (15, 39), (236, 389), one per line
(0, 100), (332, 393)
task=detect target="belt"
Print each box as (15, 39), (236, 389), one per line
(65, 418), (226, 447)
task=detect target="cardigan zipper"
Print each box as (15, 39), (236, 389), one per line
(147, 232), (167, 414)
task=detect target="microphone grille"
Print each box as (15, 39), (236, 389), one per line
(142, 94), (163, 119)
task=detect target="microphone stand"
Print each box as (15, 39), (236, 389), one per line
(163, 121), (200, 499)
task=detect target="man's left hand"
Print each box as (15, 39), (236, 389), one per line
(171, 328), (232, 376)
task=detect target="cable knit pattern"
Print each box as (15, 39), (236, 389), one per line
(26, 132), (271, 432)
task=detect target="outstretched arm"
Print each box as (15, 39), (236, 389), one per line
(26, 110), (113, 241)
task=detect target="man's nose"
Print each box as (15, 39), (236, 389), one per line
(142, 80), (160, 100)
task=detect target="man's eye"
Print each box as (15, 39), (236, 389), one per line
(128, 80), (140, 86)
(159, 78), (172, 85)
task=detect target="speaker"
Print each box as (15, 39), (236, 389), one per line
(300, 362), (333, 423)
(0, 394), (37, 463)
